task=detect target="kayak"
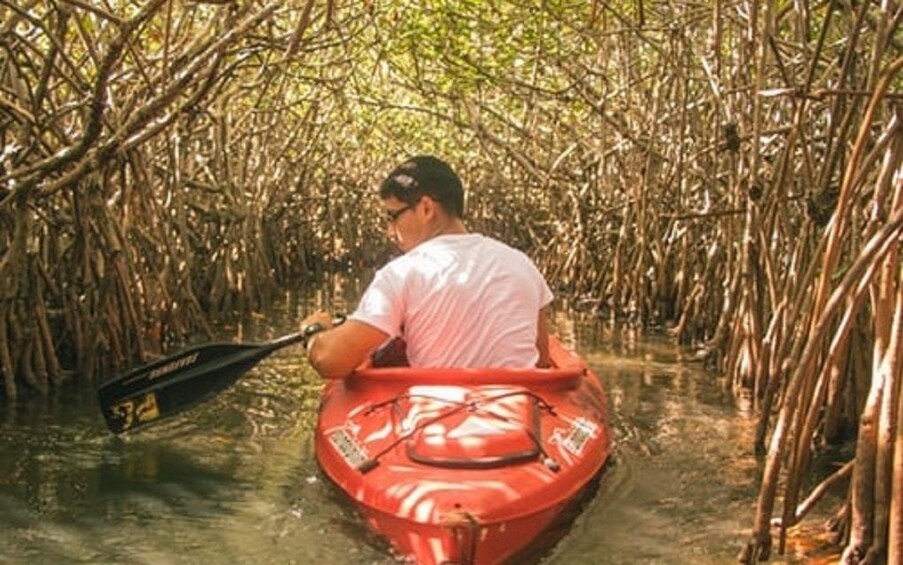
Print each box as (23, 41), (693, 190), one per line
(314, 336), (611, 564)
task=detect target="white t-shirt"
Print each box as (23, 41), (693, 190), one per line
(350, 234), (553, 368)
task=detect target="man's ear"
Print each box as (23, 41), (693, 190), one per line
(420, 195), (439, 218)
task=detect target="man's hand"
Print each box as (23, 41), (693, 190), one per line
(300, 310), (335, 333)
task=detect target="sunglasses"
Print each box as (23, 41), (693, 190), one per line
(385, 203), (414, 224)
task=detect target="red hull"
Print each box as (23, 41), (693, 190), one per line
(314, 337), (611, 564)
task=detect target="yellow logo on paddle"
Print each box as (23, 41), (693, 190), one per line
(110, 392), (161, 432)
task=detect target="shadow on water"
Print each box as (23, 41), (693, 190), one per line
(0, 334), (392, 564)
(1, 308), (839, 564)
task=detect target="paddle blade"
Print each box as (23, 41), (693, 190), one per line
(98, 338), (297, 434)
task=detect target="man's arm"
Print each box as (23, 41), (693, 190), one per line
(302, 312), (390, 379)
(536, 306), (551, 368)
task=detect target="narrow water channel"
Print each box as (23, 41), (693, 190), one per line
(1, 306), (829, 563)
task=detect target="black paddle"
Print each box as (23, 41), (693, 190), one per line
(98, 321), (337, 434)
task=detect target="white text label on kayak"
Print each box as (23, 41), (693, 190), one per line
(329, 428), (370, 469)
(562, 417), (599, 456)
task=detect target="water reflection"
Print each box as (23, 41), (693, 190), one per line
(1, 311), (825, 563)
(536, 322), (759, 564)
(0, 334), (390, 563)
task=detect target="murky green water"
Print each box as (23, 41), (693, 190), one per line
(1, 308), (828, 564)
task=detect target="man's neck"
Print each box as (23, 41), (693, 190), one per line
(429, 216), (468, 239)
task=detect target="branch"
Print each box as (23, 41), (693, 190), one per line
(0, 0), (168, 207)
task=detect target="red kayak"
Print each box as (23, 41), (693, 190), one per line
(314, 336), (611, 564)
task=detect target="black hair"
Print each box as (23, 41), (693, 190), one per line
(379, 155), (464, 218)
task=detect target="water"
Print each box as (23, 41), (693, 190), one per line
(0, 310), (832, 564)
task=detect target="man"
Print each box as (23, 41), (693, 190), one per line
(301, 155), (553, 378)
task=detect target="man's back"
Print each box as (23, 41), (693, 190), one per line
(351, 234), (553, 368)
